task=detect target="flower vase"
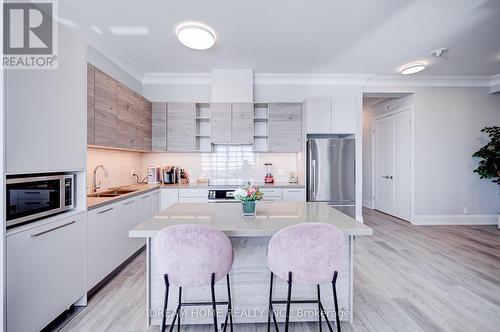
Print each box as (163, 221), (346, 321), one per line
(241, 201), (256, 216)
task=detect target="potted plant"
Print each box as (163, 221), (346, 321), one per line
(472, 126), (499, 228)
(234, 183), (264, 216)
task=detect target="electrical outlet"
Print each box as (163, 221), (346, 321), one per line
(463, 207), (469, 215)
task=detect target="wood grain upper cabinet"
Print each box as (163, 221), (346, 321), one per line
(87, 64), (95, 145)
(231, 103), (254, 144)
(143, 99), (152, 151)
(94, 68), (117, 147)
(167, 103), (196, 152)
(269, 103), (302, 152)
(152, 102), (167, 151)
(132, 92), (144, 150)
(116, 83), (137, 149)
(210, 103), (231, 144)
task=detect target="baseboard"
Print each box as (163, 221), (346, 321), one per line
(362, 199), (374, 209)
(412, 214), (498, 226)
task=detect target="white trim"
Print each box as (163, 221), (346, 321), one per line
(490, 73), (500, 87)
(85, 41), (144, 84)
(254, 73), (370, 86)
(365, 75), (491, 88)
(140, 72), (498, 88)
(362, 199), (374, 209)
(143, 73), (212, 85)
(413, 214), (498, 226)
(490, 73), (500, 93)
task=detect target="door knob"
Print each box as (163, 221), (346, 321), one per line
(388, 176), (393, 180)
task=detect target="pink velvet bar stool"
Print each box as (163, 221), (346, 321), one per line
(154, 224), (234, 332)
(267, 223), (344, 332)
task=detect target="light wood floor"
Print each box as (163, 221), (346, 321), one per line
(60, 209), (500, 332)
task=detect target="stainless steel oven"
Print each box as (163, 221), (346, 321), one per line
(6, 174), (75, 228)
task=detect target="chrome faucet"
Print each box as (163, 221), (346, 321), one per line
(92, 164), (108, 192)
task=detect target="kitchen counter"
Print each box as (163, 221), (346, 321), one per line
(130, 202), (371, 237)
(87, 184), (160, 210)
(88, 182), (305, 210)
(130, 202), (371, 327)
(160, 182), (305, 189)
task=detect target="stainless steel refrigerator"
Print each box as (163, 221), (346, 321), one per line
(307, 136), (355, 217)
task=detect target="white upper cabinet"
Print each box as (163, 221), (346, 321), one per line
(305, 98), (331, 134)
(331, 97), (356, 134)
(5, 27), (87, 174)
(305, 97), (356, 134)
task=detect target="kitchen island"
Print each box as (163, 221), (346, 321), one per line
(130, 202), (372, 327)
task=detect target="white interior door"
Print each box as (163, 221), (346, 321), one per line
(373, 108), (412, 221)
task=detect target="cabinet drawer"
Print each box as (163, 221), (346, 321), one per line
(282, 188), (305, 202)
(260, 188), (283, 197)
(7, 213), (86, 332)
(179, 197), (208, 203)
(261, 197), (282, 202)
(178, 188), (209, 198)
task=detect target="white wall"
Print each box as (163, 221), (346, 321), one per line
(87, 46), (142, 94)
(363, 87), (500, 225)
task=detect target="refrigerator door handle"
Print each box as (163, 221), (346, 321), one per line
(312, 159), (316, 196)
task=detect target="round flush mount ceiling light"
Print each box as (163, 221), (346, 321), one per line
(176, 22), (216, 50)
(400, 63), (426, 75)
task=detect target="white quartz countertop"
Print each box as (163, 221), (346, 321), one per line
(130, 202), (373, 238)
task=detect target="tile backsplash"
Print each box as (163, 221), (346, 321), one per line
(142, 146), (304, 185)
(87, 148), (143, 192)
(88, 146), (303, 191)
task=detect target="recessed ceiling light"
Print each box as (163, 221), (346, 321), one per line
(176, 22), (216, 50)
(400, 63), (426, 75)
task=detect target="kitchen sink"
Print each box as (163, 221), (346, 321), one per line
(87, 193), (121, 198)
(87, 188), (138, 198)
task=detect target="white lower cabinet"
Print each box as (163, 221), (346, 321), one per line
(260, 188), (283, 202)
(87, 189), (160, 292)
(152, 191), (160, 214)
(179, 188), (208, 203)
(260, 187), (306, 202)
(7, 212), (86, 332)
(160, 188), (179, 210)
(87, 205), (118, 290)
(282, 188), (306, 202)
(117, 198), (138, 264)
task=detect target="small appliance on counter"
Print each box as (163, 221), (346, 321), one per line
(147, 166), (161, 184)
(288, 172), (299, 184)
(264, 163), (274, 184)
(163, 166), (180, 184)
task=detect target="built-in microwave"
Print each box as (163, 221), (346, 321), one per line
(6, 174), (75, 228)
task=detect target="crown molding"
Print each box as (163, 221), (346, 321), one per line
(490, 73), (500, 93)
(141, 72), (498, 88)
(253, 73), (371, 85)
(365, 75), (491, 88)
(143, 73), (211, 85)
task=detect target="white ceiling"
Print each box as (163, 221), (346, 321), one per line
(61, 0), (500, 78)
